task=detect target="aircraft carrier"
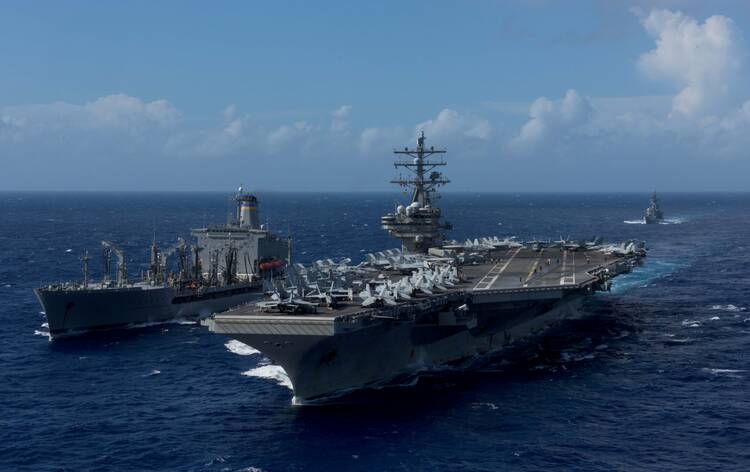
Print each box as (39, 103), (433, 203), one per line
(207, 133), (646, 402)
(35, 188), (291, 339)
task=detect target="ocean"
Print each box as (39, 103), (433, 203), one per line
(1, 192), (749, 471)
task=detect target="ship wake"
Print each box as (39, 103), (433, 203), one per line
(242, 363), (293, 390)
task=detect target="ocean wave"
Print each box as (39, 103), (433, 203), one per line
(242, 364), (293, 390)
(225, 340), (260, 356)
(471, 402), (499, 411)
(702, 368), (745, 378)
(711, 304), (746, 312)
(115, 318), (197, 331)
(560, 351), (596, 363)
(623, 217), (686, 225)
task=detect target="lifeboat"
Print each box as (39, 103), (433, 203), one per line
(259, 259), (285, 271)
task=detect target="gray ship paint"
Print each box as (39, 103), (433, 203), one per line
(35, 189), (291, 338)
(208, 134), (647, 402)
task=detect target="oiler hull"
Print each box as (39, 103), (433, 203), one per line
(35, 284), (264, 339)
(214, 294), (584, 402)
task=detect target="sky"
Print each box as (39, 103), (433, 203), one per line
(1, 0), (749, 192)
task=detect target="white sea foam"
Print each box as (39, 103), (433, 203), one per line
(145, 369), (161, 376)
(681, 319), (701, 328)
(225, 340), (260, 356)
(560, 352), (596, 362)
(702, 368), (745, 378)
(242, 364), (293, 390)
(65, 248), (73, 253)
(623, 217), (686, 225)
(34, 329), (50, 338)
(707, 316), (720, 321)
(606, 260), (683, 295)
(238, 467), (264, 472)
(129, 318), (196, 330)
(711, 304), (746, 312)
(471, 402), (499, 410)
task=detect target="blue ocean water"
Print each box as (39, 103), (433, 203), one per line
(1, 192), (749, 471)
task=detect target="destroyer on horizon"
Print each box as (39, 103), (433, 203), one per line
(644, 191), (665, 224)
(207, 133), (647, 402)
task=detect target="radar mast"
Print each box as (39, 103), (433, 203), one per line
(381, 132), (452, 253)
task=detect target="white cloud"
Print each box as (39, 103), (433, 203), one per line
(267, 120), (316, 152)
(638, 9), (744, 117)
(511, 89), (592, 150)
(358, 126), (407, 153)
(331, 105), (352, 119)
(0, 94), (180, 139)
(505, 8), (749, 162)
(330, 104), (352, 133)
(416, 109), (492, 141)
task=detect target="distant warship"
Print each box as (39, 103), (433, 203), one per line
(35, 188), (290, 339)
(207, 134), (646, 402)
(644, 192), (664, 224)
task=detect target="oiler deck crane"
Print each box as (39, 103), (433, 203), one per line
(101, 240), (128, 287)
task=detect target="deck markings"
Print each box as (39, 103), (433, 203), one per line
(560, 250), (576, 285)
(473, 247), (523, 290)
(524, 249), (545, 284)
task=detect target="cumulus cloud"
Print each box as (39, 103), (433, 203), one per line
(331, 104), (352, 133)
(4, 8), (749, 193)
(415, 109), (492, 140)
(511, 89), (592, 150)
(638, 9), (745, 117)
(0, 94), (180, 139)
(506, 8), (749, 163)
(358, 126), (407, 153)
(268, 120), (317, 152)
(167, 104), (357, 159)
(331, 105), (352, 119)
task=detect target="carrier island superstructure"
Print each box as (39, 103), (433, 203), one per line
(208, 134), (646, 402)
(35, 188), (290, 338)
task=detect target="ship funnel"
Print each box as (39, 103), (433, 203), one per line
(237, 191), (260, 229)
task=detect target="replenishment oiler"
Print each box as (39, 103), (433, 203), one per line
(35, 189), (290, 339)
(207, 133), (647, 403)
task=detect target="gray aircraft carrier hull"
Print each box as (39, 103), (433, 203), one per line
(210, 242), (644, 402)
(214, 293), (585, 402)
(36, 284), (264, 338)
